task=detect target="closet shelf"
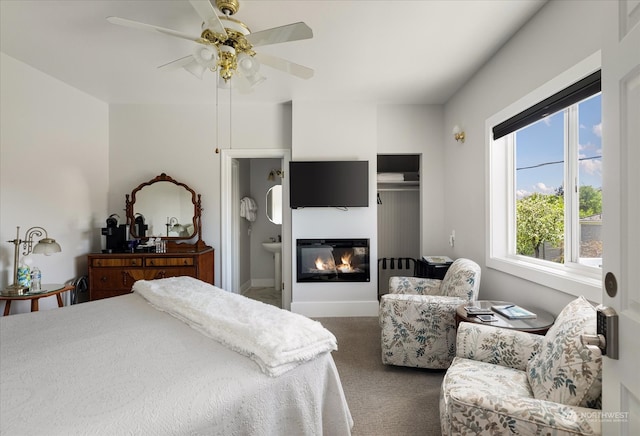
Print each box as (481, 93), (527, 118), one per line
(377, 181), (419, 192)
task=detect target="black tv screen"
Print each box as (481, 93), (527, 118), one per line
(289, 160), (369, 208)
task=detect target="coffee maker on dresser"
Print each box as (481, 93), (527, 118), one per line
(101, 214), (128, 253)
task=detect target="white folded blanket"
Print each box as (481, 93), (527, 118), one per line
(133, 276), (337, 377)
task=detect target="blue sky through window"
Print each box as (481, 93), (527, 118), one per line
(515, 94), (602, 199)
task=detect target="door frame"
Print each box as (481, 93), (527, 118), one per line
(600, 1), (640, 432)
(220, 148), (292, 309)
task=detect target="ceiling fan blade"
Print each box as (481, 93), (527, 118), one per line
(255, 53), (314, 80)
(107, 16), (201, 43)
(188, 0), (228, 38)
(246, 22), (313, 47)
(157, 55), (194, 71)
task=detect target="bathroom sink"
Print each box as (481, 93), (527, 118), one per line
(261, 242), (282, 253)
(262, 242), (282, 292)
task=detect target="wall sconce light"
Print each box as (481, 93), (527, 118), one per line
(453, 125), (466, 143)
(267, 169), (284, 181)
(3, 226), (62, 296)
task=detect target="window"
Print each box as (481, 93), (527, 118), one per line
(514, 93), (602, 267)
(486, 53), (602, 301)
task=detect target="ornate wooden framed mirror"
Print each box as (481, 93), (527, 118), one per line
(125, 173), (207, 250)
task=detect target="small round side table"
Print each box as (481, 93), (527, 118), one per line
(1, 284), (74, 316)
(456, 300), (555, 335)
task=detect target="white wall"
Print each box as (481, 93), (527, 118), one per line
(0, 53), (109, 314)
(377, 104), (446, 253)
(443, 0), (606, 314)
(290, 101), (379, 316)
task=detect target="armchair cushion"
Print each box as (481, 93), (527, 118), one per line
(526, 296), (602, 409)
(456, 322), (543, 371)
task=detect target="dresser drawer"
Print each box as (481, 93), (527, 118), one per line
(90, 269), (142, 291)
(145, 257), (194, 267)
(91, 257), (143, 267)
(87, 248), (213, 301)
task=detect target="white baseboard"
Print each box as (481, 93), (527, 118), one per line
(290, 300), (379, 317)
(251, 278), (275, 288)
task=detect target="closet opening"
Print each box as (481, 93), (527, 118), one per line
(377, 154), (421, 298)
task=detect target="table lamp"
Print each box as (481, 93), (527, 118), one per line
(2, 226), (62, 296)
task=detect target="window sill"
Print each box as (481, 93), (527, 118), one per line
(486, 255), (602, 303)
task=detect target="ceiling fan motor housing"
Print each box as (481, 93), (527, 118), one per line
(216, 0), (239, 16)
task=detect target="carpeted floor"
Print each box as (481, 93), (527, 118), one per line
(315, 317), (444, 436)
(244, 290), (443, 434)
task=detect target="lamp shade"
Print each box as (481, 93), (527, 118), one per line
(32, 238), (62, 255)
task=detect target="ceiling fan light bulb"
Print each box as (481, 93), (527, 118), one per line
(193, 45), (219, 68)
(237, 53), (259, 75)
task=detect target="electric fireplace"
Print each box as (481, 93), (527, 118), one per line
(296, 239), (370, 282)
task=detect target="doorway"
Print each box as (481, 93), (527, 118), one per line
(220, 149), (291, 310)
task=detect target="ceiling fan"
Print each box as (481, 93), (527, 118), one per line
(107, 0), (313, 90)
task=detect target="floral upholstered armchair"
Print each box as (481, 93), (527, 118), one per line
(379, 258), (481, 369)
(440, 296), (602, 436)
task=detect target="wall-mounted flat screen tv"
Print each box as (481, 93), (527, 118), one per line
(289, 160), (369, 208)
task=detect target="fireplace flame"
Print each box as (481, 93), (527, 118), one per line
(315, 256), (335, 271)
(337, 252), (354, 273)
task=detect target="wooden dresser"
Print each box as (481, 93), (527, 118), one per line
(88, 247), (214, 301)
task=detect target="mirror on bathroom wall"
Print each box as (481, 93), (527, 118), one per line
(266, 185), (282, 225)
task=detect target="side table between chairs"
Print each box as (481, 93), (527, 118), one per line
(456, 300), (555, 335)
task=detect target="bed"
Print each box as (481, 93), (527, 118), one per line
(0, 277), (353, 435)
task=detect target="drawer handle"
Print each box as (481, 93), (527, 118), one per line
(149, 260), (154, 266)
(184, 260), (189, 265)
(131, 260), (137, 266)
(100, 276), (108, 282)
(96, 260), (102, 266)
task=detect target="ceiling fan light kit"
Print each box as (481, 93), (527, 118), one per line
(107, 0), (313, 89)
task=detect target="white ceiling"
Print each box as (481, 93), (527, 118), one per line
(0, 0), (546, 105)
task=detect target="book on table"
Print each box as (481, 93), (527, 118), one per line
(491, 304), (537, 319)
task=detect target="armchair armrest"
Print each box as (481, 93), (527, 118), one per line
(455, 322), (543, 371)
(389, 276), (443, 296)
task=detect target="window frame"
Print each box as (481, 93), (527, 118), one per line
(486, 52), (602, 303)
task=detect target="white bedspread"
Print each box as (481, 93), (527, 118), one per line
(0, 293), (353, 435)
(133, 276), (337, 376)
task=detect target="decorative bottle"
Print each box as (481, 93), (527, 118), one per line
(17, 260), (31, 289)
(30, 267), (42, 292)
